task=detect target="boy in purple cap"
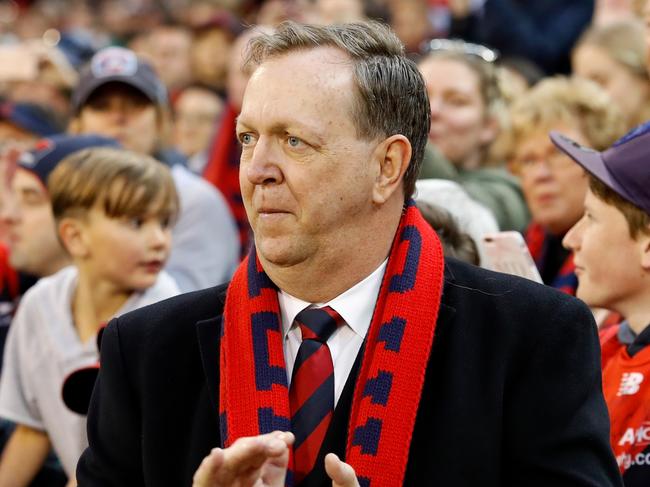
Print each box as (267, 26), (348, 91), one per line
(554, 122), (650, 486)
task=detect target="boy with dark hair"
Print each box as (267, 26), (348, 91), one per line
(0, 147), (180, 486)
(554, 122), (650, 486)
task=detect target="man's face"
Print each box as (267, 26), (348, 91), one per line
(0, 168), (66, 276)
(511, 126), (589, 235)
(76, 83), (159, 155)
(237, 47), (379, 270)
(563, 189), (649, 311)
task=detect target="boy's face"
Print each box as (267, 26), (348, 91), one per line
(0, 168), (67, 276)
(563, 189), (650, 311)
(74, 205), (172, 292)
(75, 83), (159, 156)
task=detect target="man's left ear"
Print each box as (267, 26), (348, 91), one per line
(372, 134), (412, 205)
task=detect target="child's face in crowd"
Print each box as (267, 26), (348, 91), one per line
(563, 189), (649, 312)
(512, 126), (589, 236)
(419, 57), (495, 169)
(0, 168), (65, 276)
(76, 205), (172, 292)
(76, 84), (159, 156)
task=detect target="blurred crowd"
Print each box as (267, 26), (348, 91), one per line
(0, 0), (649, 485)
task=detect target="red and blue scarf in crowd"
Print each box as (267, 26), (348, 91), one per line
(526, 222), (577, 295)
(202, 103), (250, 257)
(219, 201), (445, 486)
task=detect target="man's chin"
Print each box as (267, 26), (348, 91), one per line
(255, 239), (307, 269)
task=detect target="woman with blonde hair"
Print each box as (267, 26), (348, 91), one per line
(572, 19), (650, 130)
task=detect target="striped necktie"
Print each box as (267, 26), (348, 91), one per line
(290, 306), (344, 484)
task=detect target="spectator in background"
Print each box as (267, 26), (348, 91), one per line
(593, 0), (645, 25)
(69, 46), (239, 292)
(203, 26), (274, 256)
(388, 0), (433, 52)
(0, 146), (180, 487)
(417, 200), (481, 265)
(0, 40), (78, 122)
(572, 20), (650, 131)
(0, 100), (63, 152)
(190, 13), (240, 94)
(417, 41), (529, 232)
(415, 178), (498, 264)
(0, 134), (124, 487)
(448, 0), (594, 74)
(0, 100), (64, 364)
(509, 76), (625, 294)
(554, 122), (650, 486)
(140, 23), (193, 99)
(172, 84), (224, 175)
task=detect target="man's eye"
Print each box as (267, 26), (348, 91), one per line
(287, 136), (302, 147)
(238, 133), (254, 145)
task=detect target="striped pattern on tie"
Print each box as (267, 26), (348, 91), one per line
(290, 306), (344, 485)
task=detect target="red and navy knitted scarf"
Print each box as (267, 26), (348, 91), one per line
(526, 222), (577, 295)
(219, 201), (445, 486)
(202, 103), (250, 257)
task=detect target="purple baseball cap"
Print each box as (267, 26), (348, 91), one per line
(71, 46), (168, 113)
(550, 122), (650, 215)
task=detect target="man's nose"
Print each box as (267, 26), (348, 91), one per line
(245, 137), (283, 186)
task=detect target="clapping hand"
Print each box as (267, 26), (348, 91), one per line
(192, 432), (361, 487)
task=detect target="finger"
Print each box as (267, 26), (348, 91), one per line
(324, 453), (360, 487)
(261, 432), (295, 485)
(192, 448), (224, 487)
(218, 432), (293, 483)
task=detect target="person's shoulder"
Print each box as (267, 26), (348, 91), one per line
(442, 257), (596, 347)
(112, 282), (228, 337)
(443, 257), (586, 315)
(19, 266), (76, 308)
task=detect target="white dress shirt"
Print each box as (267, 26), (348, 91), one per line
(278, 260), (387, 407)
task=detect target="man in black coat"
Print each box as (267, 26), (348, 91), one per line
(77, 21), (621, 487)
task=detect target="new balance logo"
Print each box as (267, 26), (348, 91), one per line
(617, 372), (644, 396)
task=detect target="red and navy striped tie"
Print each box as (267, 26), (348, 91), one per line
(290, 306), (344, 484)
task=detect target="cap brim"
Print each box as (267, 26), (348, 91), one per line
(549, 131), (625, 196)
(61, 365), (99, 415)
(73, 75), (159, 113)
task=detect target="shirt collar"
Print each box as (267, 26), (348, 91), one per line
(278, 259), (388, 340)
